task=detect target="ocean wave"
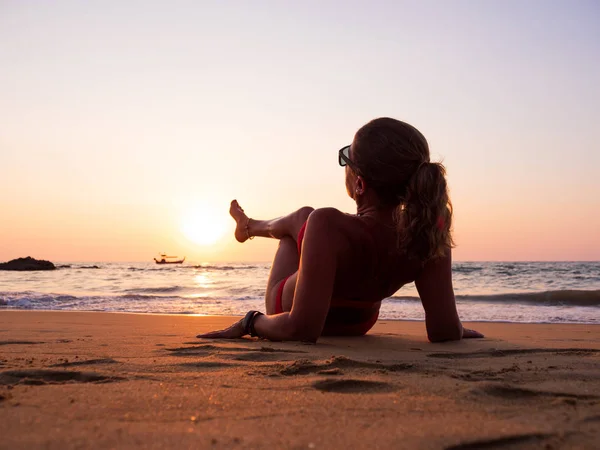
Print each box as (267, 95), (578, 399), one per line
(452, 265), (483, 273)
(389, 289), (600, 306)
(119, 293), (186, 300)
(471, 290), (600, 306)
(1, 288), (598, 324)
(123, 286), (186, 295)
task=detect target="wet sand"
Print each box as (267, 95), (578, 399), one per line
(0, 311), (598, 449)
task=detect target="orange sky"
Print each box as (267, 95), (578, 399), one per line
(1, 2), (599, 262)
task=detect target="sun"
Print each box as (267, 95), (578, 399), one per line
(180, 204), (228, 246)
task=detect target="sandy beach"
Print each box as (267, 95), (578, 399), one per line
(0, 311), (598, 449)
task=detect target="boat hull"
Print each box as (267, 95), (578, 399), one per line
(154, 257), (185, 264)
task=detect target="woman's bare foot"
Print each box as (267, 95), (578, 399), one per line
(230, 200), (251, 243)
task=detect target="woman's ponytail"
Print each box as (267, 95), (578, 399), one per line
(395, 162), (454, 263)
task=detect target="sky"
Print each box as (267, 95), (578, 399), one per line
(1, 0), (599, 262)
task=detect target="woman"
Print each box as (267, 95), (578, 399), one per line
(199, 118), (483, 342)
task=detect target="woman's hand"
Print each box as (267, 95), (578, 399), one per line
(462, 328), (484, 339)
(197, 319), (246, 339)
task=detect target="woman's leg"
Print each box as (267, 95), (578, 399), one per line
(229, 200), (313, 314)
(264, 239), (299, 314)
(230, 200), (313, 243)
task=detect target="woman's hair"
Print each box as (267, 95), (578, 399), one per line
(352, 117), (454, 263)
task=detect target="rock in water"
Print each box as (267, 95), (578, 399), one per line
(0, 257), (56, 271)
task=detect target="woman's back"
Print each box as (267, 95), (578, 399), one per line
(329, 209), (422, 304)
(300, 207), (424, 336)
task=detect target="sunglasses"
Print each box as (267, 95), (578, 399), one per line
(338, 145), (359, 171)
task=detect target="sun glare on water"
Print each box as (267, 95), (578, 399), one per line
(181, 205), (229, 246)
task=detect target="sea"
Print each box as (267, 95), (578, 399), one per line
(1, 261), (599, 324)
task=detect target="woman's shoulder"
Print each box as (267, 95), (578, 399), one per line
(308, 207), (346, 221)
(299, 208), (353, 257)
(307, 208), (360, 231)
(307, 208), (378, 249)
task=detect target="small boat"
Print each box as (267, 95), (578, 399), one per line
(154, 254), (186, 264)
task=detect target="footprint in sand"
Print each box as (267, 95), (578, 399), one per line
(166, 344), (308, 362)
(451, 371), (502, 382)
(229, 352), (302, 362)
(178, 361), (239, 371)
(428, 348), (599, 359)
(581, 414), (600, 423)
(312, 378), (396, 394)
(450, 366), (525, 382)
(50, 358), (120, 368)
(318, 368), (342, 375)
(444, 432), (555, 450)
(280, 356), (414, 376)
(472, 383), (599, 400)
(165, 344), (253, 357)
(0, 369), (124, 385)
(0, 341), (44, 346)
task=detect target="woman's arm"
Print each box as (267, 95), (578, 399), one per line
(415, 249), (483, 342)
(198, 208), (343, 342)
